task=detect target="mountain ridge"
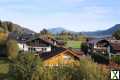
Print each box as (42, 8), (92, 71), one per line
(0, 21), (35, 34)
(0, 20), (119, 38)
(82, 24), (120, 37)
(47, 24), (120, 38)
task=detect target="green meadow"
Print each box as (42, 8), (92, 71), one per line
(66, 40), (82, 49)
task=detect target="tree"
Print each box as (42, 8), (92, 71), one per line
(113, 29), (120, 40)
(9, 53), (42, 80)
(81, 42), (88, 55)
(0, 20), (5, 32)
(40, 28), (49, 35)
(7, 39), (19, 60)
(7, 22), (14, 32)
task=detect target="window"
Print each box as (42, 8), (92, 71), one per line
(42, 48), (47, 52)
(29, 48), (36, 52)
(28, 48), (31, 52)
(63, 55), (73, 60)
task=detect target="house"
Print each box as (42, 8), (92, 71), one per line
(17, 40), (29, 52)
(109, 40), (120, 54)
(35, 35), (66, 47)
(40, 47), (80, 66)
(88, 38), (120, 54)
(8, 31), (67, 53)
(87, 39), (109, 54)
(8, 32), (32, 52)
(26, 37), (54, 53)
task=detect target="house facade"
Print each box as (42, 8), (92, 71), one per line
(88, 38), (120, 54)
(26, 37), (53, 53)
(40, 48), (80, 66)
(10, 36), (53, 53)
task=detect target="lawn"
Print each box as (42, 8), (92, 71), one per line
(66, 40), (81, 49)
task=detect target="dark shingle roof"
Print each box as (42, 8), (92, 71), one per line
(40, 47), (66, 60)
(39, 47), (80, 60)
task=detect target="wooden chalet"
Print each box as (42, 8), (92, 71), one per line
(88, 38), (120, 54)
(26, 37), (53, 53)
(40, 47), (80, 66)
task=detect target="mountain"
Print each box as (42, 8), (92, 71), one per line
(47, 24), (120, 38)
(1, 20), (119, 38)
(82, 24), (120, 38)
(0, 21), (35, 34)
(47, 27), (66, 34)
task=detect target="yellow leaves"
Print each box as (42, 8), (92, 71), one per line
(0, 32), (8, 45)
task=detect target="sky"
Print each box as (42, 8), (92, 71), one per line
(0, 0), (120, 32)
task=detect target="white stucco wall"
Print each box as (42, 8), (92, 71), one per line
(18, 43), (29, 51)
(32, 46), (51, 52)
(18, 43), (51, 52)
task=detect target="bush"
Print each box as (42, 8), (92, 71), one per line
(78, 58), (109, 80)
(81, 42), (88, 55)
(6, 39), (19, 60)
(9, 53), (42, 80)
(0, 32), (7, 45)
(91, 52), (120, 64)
(112, 55), (120, 64)
(91, 53), (109, 64)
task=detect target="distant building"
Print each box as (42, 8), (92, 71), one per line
(88, 38), (120, 54)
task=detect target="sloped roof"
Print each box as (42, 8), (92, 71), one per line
(110, 43), (120, 51)
(40, 47), (80, 60)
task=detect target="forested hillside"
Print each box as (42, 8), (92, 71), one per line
(0, 20), (35, 34)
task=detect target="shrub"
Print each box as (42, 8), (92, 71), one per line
(81, 42), (88, 55)
(112, 55), (120, 64)
(0, 32), (7, 45)
(78, 58), (109, 80)
(6, 39), (19, 60)
(91, 53), (109, 64)
(9, 53), (42, 80)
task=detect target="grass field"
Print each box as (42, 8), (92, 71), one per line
(66, 40), (81, 49)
